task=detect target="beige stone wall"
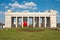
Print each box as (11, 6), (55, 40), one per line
(50, 16), (56, 28)
(5, 16), (11, 28)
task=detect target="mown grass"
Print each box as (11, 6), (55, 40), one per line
(0, 28), (60, 40)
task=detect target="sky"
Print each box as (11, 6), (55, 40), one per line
(0, 0), (60, 23)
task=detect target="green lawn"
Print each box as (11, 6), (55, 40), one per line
(0, 29), (60, 40)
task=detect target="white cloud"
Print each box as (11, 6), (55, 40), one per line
(32, 7), (37, 10)
(22, 10), (30, 12)
(0, 11), (4, 15)
(5, 6), (9, 9)
(9, 2), (26, 9)
(23, 1), (26, 3)
(24, 2), (36, 7)
(11, 7), (15, 10)
(57, 15), (60, 17)
(9, 1), (37, 9)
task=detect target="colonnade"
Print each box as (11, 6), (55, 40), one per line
(12, 16), (48, 28)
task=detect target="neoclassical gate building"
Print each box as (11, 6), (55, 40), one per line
(5, 10), (57, 28)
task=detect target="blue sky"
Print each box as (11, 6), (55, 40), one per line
(0, 0), (60, 23)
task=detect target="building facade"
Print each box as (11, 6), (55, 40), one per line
(5, 10), (57, 28)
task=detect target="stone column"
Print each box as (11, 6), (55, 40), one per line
(16, 17), (18, 28)
(22, 16), (23, 28)
(27, 17), (29, 27)
(39, 17), (41, 28)
(44, 17), (46, 28)
(33, 17), (35, 28)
